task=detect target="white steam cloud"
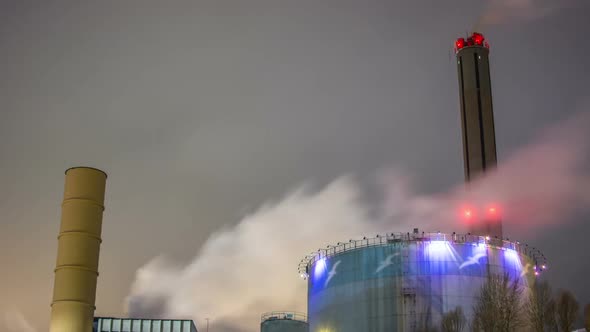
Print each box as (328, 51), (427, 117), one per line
(127, 178), (381, 330)
(126, 108), (590, 331)
(2, 310), (37, 332)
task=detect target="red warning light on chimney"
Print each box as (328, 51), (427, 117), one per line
(456, 38), (465, 50)
(454, 32), (489, 53)
(487, 204), (502, 217)
(473, 32), (484, 45)
(463, 209), (473, 220)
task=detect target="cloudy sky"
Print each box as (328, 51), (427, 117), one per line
(1, 0), (589, 331)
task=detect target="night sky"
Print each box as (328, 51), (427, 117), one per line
(1, 1), (589, 331)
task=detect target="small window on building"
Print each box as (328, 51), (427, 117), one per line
(132, 319), (142, 332)
(173, 320), (182, 332)
(101, 319), (111, 332)
(112, 319), (121, 332)
(122, 319), (131, 331)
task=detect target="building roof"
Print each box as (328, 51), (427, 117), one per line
(94, 316), (198, 332)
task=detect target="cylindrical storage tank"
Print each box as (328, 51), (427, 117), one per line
(50, 167), (107, 332)
(299, 232), (545, 332)
(261, 312), (308, 332)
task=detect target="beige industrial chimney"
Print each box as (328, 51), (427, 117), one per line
(50, 167), (107, 332)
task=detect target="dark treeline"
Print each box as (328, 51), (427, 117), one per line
(417, 274), (587, 332)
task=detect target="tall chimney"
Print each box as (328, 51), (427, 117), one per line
(50, 167), (107, 332)
(455, 32), (502, 238)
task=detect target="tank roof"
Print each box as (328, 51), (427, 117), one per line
(298, 231), (546, 278)
(261, 312), (307, 323)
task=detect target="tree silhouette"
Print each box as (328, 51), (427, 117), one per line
(556, 290), (579, 332)
(472, 274), (525, 332)
(416, 306), (438, 332)
(526, 280), (557, 332)
(583, 303), (589, 332)
(441, 306), (465, 332)
(544, 298), (558, 332)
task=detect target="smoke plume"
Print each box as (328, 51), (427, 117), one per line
(474, 0), (580, 29)
(380, 110), (590, 237)
(126, 108), (590, 331)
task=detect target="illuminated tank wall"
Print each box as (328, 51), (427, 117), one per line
(299, 232), (545, 332)
(260, 312), (308, 332)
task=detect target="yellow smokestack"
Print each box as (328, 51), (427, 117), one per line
(50, 167), (107, 332)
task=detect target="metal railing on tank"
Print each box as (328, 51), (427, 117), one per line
(261, 312), (307, 323)
(297, 231), (547, 277)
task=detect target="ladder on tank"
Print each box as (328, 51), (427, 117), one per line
(401, 246), (417, 331)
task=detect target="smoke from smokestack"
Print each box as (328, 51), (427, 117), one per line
(473, 0), (580, 31)
(126, 107), (590, 331)
(380, 110), (590, 236)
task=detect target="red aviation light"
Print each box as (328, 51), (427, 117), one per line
(472, 32), (484, 46)
(487, 205), (501, 218)
(463, 209), (473, 219)
(461, 208), (475, 225)
(459, 204), (476, 222)
(455, 34), (489, 53)
(455, 38), (466, 50)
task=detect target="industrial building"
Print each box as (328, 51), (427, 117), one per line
(298, 232), (545, 331)
(260, 312), (308, 332)
(48, 32), (547, 332)
(93, 317), (197, 332)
